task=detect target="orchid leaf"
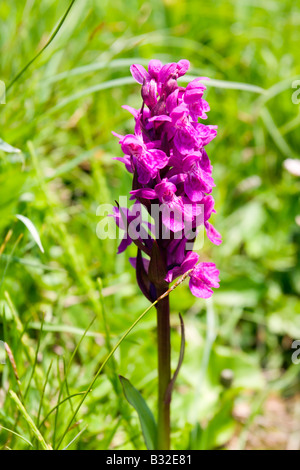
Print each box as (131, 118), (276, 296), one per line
(119, 375), (157, 450)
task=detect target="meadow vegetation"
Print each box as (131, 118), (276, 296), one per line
(0, 0), (299, 450)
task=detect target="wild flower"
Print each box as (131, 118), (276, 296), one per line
(113, 59), (221, 300)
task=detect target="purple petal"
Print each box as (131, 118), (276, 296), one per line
(148, 59), (163, 79)
(189, 278), (213, 298)
(166, 238), (187, 267)
(168, 173), (187, 186)
(174, 125), (198, 154)
(136, 159), (153, 184)
(200, 262), (220, 287)
(184, 177), (205, 202)
(113, 155), (134, 173)
(158, 62), (177, 84)
(121, 134), (143, 155)
(200, 149), (213, 174)
(189, 262), (220, 298)
(148, 149), (169, 169)
(154, 179), (177, 200)
(111, 206), (128, 230)
(122, 105), (140, 118)
(200, 195), (215, 222)
(133, 149), (169, 183)
(176, 59), (190, 77)
(166, 89), (179, 114)
(148, 115), (172, 123)
(183, 251), (200, 270)
(130, 188), (157, 200)
(130, 64), (151, 84)
(194, 123), (218, 146)
(129, 256), (150, 272)
(186, 78), (208, 91)
(112, 131), (124, 142)
(161, 199), (185, 232)
(117, 236), (132, 254)
(165, 251), (199, 283)
(205, 222), (222, 245)
(170, 103), (189, 122)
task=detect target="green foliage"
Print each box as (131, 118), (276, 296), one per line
(0, 0), (299, 450)
(119, 376), (157, 450)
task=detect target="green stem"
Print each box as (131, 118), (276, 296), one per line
(156, 285), (171, 450)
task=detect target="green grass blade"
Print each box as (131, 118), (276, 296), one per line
(43, 58), (150, 84)
(16, 215), (45, 254)
(0, 424), (33, 447)
(181, 75), (266, 94)
(47, 75), (267, 115)
(9, 391), (51, 450)
(38, 392), (87, 430)
(62, 425), (88, 450)
(37, 360), (54, 427)
(254, 75), (300, 109)
(6, 0), (77, 93)
(260, 107), (296, 158)
(28, 321), (102, 338)
(52, 316), (96, 448)
(1, 255), (66, 272)
(47, 77), (135, 114)
(24, 315), (45, 400)
(0, 139), (21, 154)
(45, 148), (101, 181)
(0, 234), (23, 292)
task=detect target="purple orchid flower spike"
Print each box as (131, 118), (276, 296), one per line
(112, 59), (221, 300)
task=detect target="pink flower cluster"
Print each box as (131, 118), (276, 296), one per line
(113, 60), (221, 300)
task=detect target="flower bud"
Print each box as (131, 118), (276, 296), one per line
(141, 78), (157, 108)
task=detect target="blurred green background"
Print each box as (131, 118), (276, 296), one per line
(0, 0), (299, 450)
